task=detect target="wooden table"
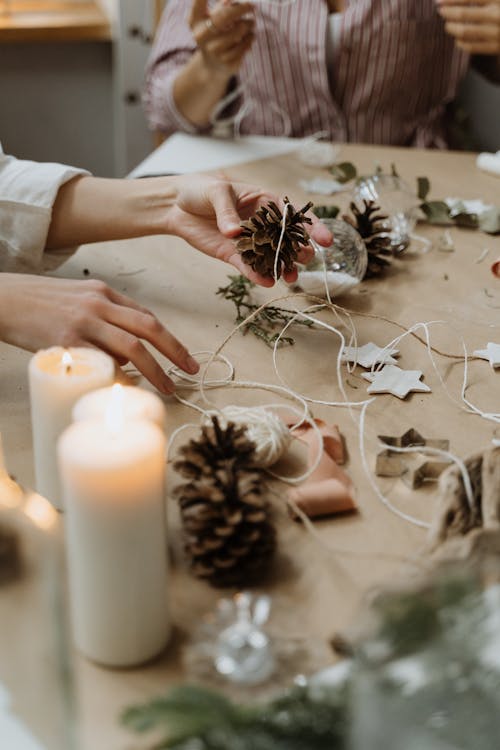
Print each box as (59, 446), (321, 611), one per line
(0, 1), (111, 43)
(1, 143), (500, 749)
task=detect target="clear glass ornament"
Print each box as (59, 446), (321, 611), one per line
(295, 218), (367, 298)
(0, 439), (77, 750)
(353, 173), (419, 252)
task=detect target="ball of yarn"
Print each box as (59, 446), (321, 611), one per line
(205, 406), (291, 468)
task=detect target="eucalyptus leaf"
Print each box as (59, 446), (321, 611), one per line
(420, 200), (453, 225)
(416, 177), (430, 202)
(329, 161), (357, 184)
(453, 212), (479, 230)
(313, 205), (340, 219)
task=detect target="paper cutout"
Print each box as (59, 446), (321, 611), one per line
(342, 342), (399, 369)
(288, 420), (356, 520)
(362, 365), (431, 399)
(473, 342), (500, 369)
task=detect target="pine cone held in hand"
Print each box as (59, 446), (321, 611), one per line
(236, 197), (313, 279)
(173, 416), (276, 588)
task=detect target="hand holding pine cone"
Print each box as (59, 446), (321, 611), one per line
(236, 197), (313, 280)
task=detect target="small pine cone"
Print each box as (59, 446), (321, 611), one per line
(236, 197), (313, 279)
(173, 417), (276, 588)
(344, 200), (392, 278)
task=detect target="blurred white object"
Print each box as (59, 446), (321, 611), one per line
(299, 177), (344, 195)
(297, 137), (340, 168)
(477, 151), (500, 177)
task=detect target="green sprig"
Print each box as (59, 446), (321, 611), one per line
(216, 275), (315, 347)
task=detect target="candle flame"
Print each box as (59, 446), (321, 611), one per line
(62, 350), (73, 374)
(105, 383), (125, 436)
(23, 492), (58, 531)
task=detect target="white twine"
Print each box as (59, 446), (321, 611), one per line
(166, 352), (325, 485)
(274, 201), (290, 283)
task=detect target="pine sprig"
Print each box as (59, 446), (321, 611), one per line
(122, 684), (348, 750)
(216, 275), (315, 347)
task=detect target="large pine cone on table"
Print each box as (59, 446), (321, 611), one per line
(173, 416), (276, 588)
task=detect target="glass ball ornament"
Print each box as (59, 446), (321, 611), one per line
(294, 218), (368, 298)
(353, 173), (420, 252)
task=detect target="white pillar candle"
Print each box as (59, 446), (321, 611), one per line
(73, 384), (166, 429)
(28, 347), (115, 511)
(57, 408), (170, 668)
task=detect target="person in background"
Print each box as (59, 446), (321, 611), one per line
(144, 0), (500, 148)
(0, 147), (330, 393)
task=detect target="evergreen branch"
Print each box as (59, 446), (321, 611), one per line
(216, 275), (314, 347)
(122, 684), (348, 750)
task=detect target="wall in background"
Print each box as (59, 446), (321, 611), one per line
(0, 41), (115, 175)
(0, 1), (158, 177)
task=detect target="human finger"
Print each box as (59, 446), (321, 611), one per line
(211, 1), (254, 30)
(455, 38), (500, 52)
(443, 20), (500, 40)
(201, 19), (253, 52)
(438, 4), (499, 22)
(218, 32), (255, 65)
(209, 180), (242, 235)
(104, 303), (200, 378)
(86, 319), (177, 394)
(189, 0), (209, 28)
(436, 0), (494, 6)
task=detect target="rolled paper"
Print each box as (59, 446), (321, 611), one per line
(492, 258), (500, 278)
(476, 151), (500, 178)
(288, 479), (356, 520)
(73, 384), (166, 429)
(58, 416), (170, 667)
(288, 419), (356, 520)
(28, 347), (115, 511)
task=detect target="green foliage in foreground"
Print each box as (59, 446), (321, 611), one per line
(122, 684), (348, 750)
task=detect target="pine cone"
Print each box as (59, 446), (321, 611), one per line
(343, 200), (392, 278)
(173, 417), (276, 587)
(236, 197), (313, 279)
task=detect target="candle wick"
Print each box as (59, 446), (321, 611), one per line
(65, 364), (72, 375)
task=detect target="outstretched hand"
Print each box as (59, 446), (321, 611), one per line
(437, 0), (500, 55)
(167, 176), (333, 287)
(0, 274), (199, 394)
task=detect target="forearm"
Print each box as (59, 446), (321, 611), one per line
(172, 50), (233, 128)
(45, 175), (178, 249)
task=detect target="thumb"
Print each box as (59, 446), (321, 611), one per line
(189, 0), (208, 26)
(212, 181), (242, 236)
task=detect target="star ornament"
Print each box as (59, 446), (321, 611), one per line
(362, 365), (431, 399)
(342, 342), (399, 369)
(473, 342), (500, 369)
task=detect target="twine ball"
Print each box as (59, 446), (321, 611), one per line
(205, 406), (292, 468)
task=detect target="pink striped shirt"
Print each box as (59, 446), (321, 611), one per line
(144, 0), (469, 148)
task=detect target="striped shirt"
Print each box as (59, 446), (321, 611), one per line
(144, 0), (469, 148)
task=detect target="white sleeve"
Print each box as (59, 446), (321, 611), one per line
(0, 145), (90, 273)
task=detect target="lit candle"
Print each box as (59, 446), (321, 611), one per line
(57, 392), (170, 667)
(73, 384), (166, 429)
(28, 347), (115, 511)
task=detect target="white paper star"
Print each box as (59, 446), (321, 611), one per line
(473, 342), (500, 369)
(342, 342), (399, 369)
(362, 365), (431, 399)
